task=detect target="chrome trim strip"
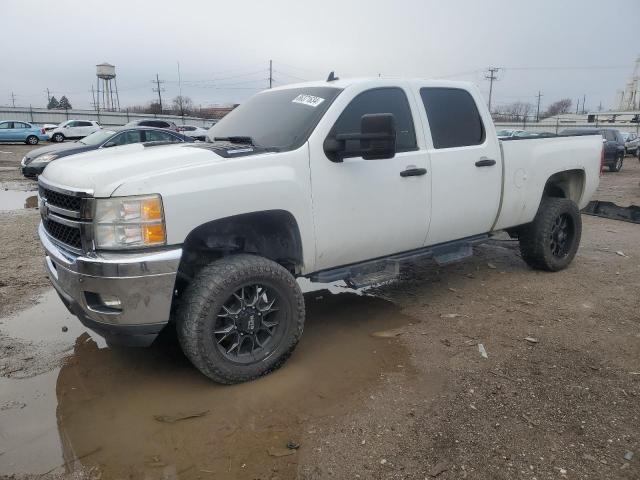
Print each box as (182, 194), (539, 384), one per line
(47, 204), (81, 219)
(38, 176), (94, 197)
(47, 212), (89, 228)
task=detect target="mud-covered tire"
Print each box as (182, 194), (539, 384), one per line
(176, 254), (305, 384)
(518, 198), (582, 272)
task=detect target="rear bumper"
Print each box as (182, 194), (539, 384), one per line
(39, 223), (182, 346)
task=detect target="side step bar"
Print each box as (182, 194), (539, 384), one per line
(582, 201), (640, 224)
(309, 234), (489, 285)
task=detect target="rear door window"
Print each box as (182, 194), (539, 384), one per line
(420, 88), (485, 149)
(111, 131), (143, 146)
(145, 130), (180, 142)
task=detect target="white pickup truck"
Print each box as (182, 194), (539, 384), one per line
(37, 77), (602, 383)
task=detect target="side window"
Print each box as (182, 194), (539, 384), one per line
(0, 122), (12, 129)
(145, 130), (176, 142)
(78, 121), (92, 127)
(66, 121), (78, 128)
(110, 131), (143, 146)
(330, 87), (417, 155)
(420, 88), (485, 149)
(604, 130), (615, 141)
(15, 122), (28, 129)
(139, 121), (152, 127)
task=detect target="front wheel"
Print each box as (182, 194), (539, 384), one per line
(609, 155), (623, 172)
(177, 254), (305, 384)
(518, 198), (582, 272)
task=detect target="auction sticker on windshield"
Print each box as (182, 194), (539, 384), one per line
(292, 94), (325, 107)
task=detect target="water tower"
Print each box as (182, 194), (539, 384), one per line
(96, 62), (120, 111)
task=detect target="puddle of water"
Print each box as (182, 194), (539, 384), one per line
(0, 190), (38, 211)
(0, 289), (412, 478)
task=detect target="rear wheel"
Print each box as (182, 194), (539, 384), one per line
(52, 133), (64, 143)
(518, 198), (582, 272)
(25, 135), (39, 145)
(609, 154), (623, 172)
(177, 254), (305, 384)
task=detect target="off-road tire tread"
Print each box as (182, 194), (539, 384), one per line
(518, 198), (581, 272)
(177, 254), (304, 384)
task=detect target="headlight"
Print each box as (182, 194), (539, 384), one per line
(94, 194), (166, 249)
(32, 153), (58, 164)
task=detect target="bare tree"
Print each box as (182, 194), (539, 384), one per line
(542, 99), (572, 118)
(172, 96), (194, 116)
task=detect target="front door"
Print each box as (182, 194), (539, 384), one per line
(417, 86), (502, 246)
(308, 86), (431, 271)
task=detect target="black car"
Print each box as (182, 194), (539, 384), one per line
(560, 128), (625, 172)
(21, 127), (193, 178)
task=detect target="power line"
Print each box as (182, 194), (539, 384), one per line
(485, 67), (500, 113)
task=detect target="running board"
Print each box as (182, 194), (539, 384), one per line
(582, 201), (640, 224)
(309, 234), (488, 285)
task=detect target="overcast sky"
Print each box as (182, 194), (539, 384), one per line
(2, 0), (639, 112)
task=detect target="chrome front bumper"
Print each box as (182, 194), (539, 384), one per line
(39, 222), (182, 346)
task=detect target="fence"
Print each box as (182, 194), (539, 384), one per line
(495, 116), (640, 135)
(0, 106), (215, 127)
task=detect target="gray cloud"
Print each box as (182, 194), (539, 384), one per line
(2, 0), (638, 111)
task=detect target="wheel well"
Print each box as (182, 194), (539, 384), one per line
(542, 169), (585, 204)
(178, 210), (303, 284)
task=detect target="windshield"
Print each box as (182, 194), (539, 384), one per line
(496, 130), (512, 136)
(208, 86), (343, 151)
(80, 130), (115, 145)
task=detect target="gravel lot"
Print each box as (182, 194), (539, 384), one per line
(0, 143), (638, 479)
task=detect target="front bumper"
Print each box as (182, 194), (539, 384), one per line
(39, 223), (182, 346)
(22, 164), (44, 178)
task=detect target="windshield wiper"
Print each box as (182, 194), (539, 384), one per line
(213, 136), (256, 145)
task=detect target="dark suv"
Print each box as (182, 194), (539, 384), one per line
(561, 128), (625, 172)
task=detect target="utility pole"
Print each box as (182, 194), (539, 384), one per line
(152, 73), (165, 113)
(485, 67), (499, 113)
(10, 92), (16, 108)
(177, 61), (184, 117)
(269, 60), (273, 89)
(535, 91), (543, 122)
(582, 94), (586, 114)
(91, 85), (97, 110)
(575, 98), (579, 114)
(46, 88), (51, 104)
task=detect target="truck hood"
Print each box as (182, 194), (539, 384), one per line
(40, 143), (226, 197)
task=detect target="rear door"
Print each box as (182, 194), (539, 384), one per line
(417, 86), (502, 245)
(13, 122), (30, 141)
(308, 85), (431, 271)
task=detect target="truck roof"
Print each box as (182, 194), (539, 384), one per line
(268, 76), (475, 91)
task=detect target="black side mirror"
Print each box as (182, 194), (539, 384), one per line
(324, 113), (397, 162)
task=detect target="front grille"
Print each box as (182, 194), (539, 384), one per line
(39, 186), (82, 212)
(43, 218), (82, 249)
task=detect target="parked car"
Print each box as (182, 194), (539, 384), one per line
(41, 123), (59, 135)
(620, 131), (639, 156)
(38, 77), (602, 384)
(21, 127), (193, 178)
(496, 129), (525, 139)
(124, 119), (178, 131)
(49, 120), (101, 143)
(177, 125), (209, 141)
(561, 128), (625, 172)
(0, 121), (49, 145)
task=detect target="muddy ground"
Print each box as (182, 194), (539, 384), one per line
(0, 144), (639, 479)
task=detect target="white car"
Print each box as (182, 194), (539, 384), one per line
(496, 129), (525, 139)
(620, 131), (639, 155)
(38, 77), (602, 383)
(49, 120), (101, 142)
(177, 125), (209, 141)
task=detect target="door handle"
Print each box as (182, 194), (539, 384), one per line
(475, 158), (496, 167)
(400, 167), (427, 177)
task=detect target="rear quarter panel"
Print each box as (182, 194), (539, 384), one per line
(494, 135), (601, 230)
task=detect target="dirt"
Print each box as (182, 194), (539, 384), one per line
(0, 145), (638, 479)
